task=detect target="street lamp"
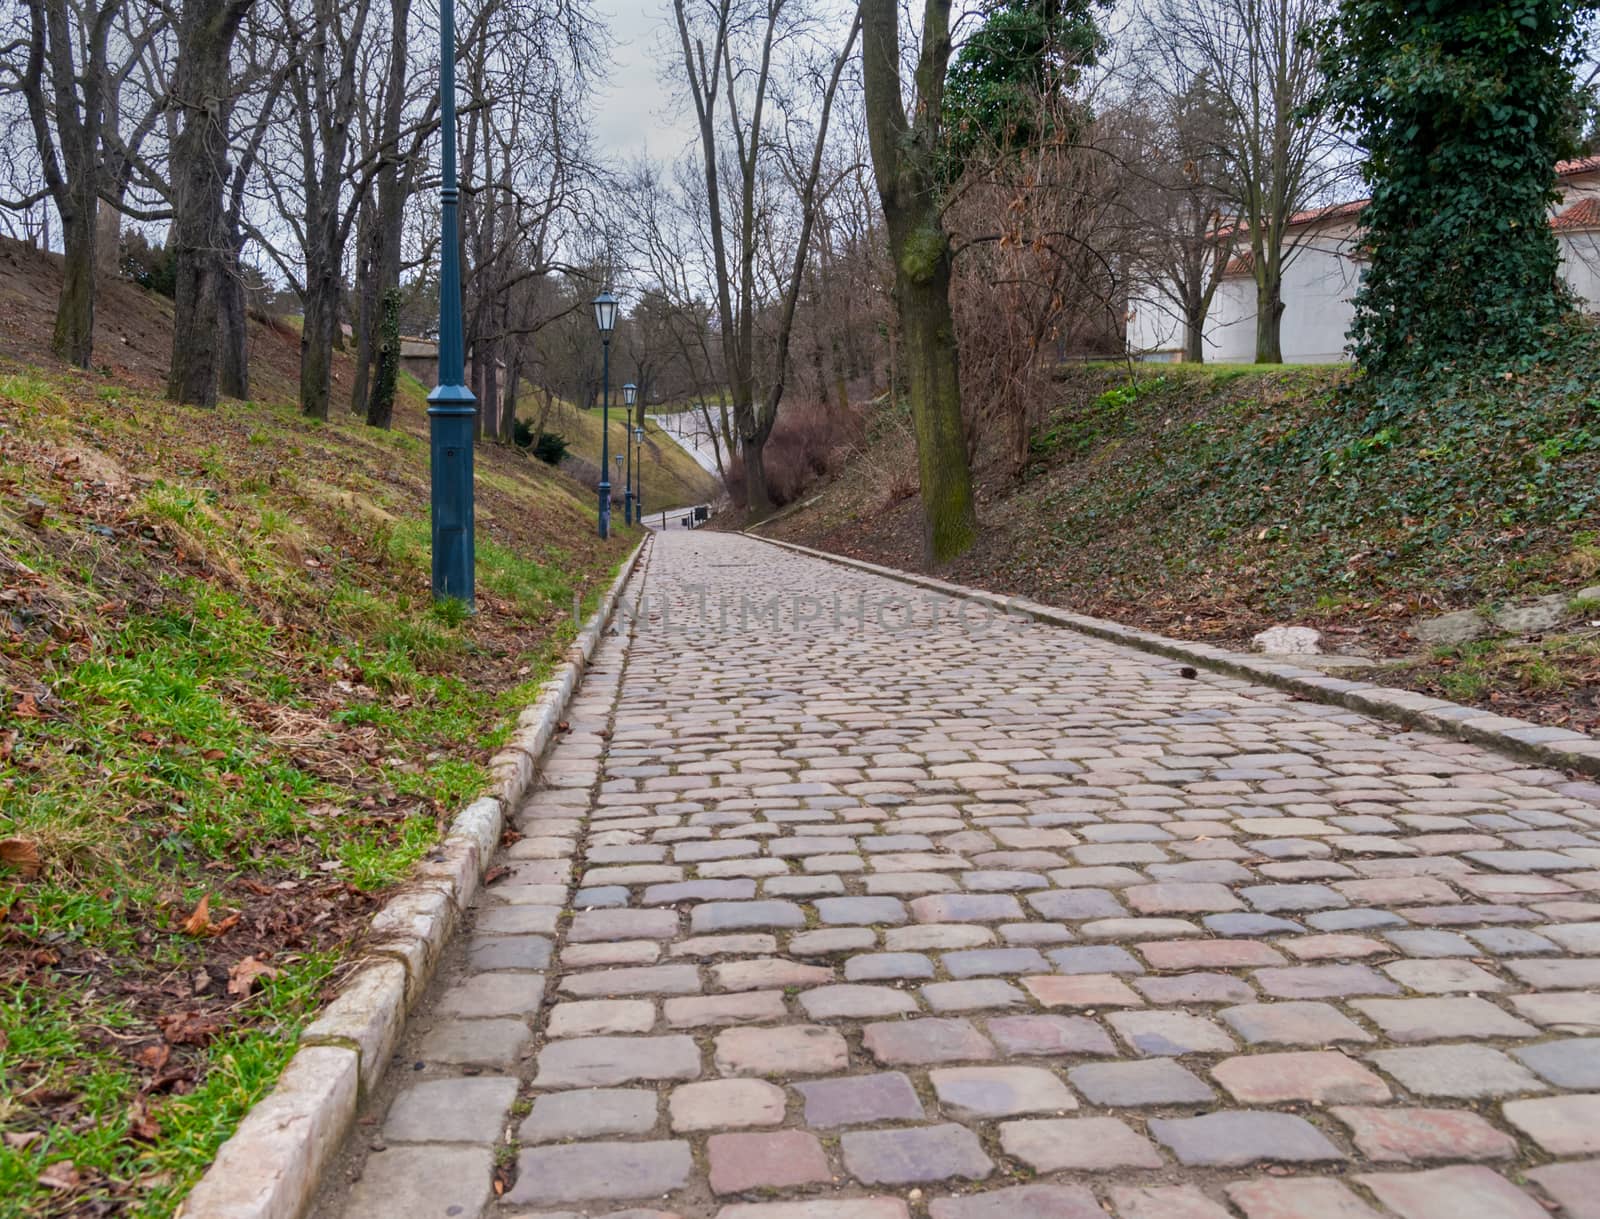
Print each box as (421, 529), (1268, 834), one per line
(622, 383), (638, 525)
(592, 290), (618, 538)
(428, 0), (476, 606)
(633, 423), (645, 521)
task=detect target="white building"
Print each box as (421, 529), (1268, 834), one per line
(1128, 158), (1600, 364)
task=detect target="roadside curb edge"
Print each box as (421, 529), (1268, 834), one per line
(748, 533), (1600, 795)
(176, 534), (651, 1219)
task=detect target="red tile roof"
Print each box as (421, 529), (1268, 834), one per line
(1553, 196), (1600, 231)
(1216, 158), (1600, 249)
(1220, 167), (1600, 275)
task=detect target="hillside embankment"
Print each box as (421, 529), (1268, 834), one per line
(0, 239), (634, 1216)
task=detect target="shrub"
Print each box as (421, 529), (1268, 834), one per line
(512, 418), (569, 465)
(121, 231), (176, 299)
(533, 432), (569, 465)
(725, 398), (860, 508)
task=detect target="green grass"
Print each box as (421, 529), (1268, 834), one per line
(0, 956), (337, 1218)
(535, 396), (720, 511)
(0, 354), (626, 1217)
(1392, 627), (1600, 703)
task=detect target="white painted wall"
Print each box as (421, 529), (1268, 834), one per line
(1560, 231), (1600, 309)
(1203, 277), (1259, 363)
(1129, 169), (1600, 364)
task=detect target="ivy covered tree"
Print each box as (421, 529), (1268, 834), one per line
(1316, 0), (1599, 375)
(944, 0), (1106, 171)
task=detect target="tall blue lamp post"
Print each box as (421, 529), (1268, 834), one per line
(592, 291), (618, 538)
(428, 0), (475, 606)
(634, 423), (645, 521)
(622, 383), (637, 525)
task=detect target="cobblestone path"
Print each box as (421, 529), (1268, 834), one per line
(320, 530), (1600, 1219)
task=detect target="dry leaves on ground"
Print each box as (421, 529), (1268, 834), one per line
(226, 956), (279, 997)
(0, 837), (43, 878)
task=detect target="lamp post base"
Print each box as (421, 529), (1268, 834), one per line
(428, 382), (476, 607)
(598, 480), (611, 539)
(624, 491), (634, 526)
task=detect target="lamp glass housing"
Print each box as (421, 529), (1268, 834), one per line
(592, 291), (618, 336)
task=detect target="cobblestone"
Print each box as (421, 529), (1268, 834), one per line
(320, 531), (1600, 1219)
(840, 1123), (993, 1185)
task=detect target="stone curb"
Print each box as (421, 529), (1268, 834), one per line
(176, 535), (651, 1219)
(748, 534), (1600, 794)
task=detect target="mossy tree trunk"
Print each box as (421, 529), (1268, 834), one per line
(860, 0), (976, 563)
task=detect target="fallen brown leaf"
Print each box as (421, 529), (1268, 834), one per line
(127, 1097), (160, 1141)
(12, 691), (40, 718)
(0, 838), (43, 879)
(134, 1042), (171, 1072)
(157, 1010), (222, 1046)
(227, 955), (279, 997)
(180, 895), (212, 936)
(3, 1131), (42, 1150)
(37, 1161), (81, 1191)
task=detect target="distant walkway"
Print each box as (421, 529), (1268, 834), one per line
(317, 529), (1600, 1219)
(651, 408), (724, 479)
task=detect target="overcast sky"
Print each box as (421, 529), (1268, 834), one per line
(590, 1), (697, 165)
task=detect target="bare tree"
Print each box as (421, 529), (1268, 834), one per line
(860, 0), (976, 562)
(672, 0), (860, 518)
(9, 0), (168, 366)
(1150, 0), (1345, 362)
(1125, 78), (1234, 362)
(950, 106), (1139, 472)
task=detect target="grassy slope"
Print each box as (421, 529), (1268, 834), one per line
(0, 251), (636, 1217)
(767, 337), (1600, 731)
(535, 396), (719, 514)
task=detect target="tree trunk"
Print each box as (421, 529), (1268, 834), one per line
(350, 206), (376, 413)
(364, 0), (413, 429)
(96, 200), (120, 278)
(300, 274), (338, 419)
(367, 287), (401, 429)
(54, 201), (96, 367)
(365, 295), (402, 429)
(894, 220), (974, 559)
(1184, 293), (1206, 362)
(167, 2), (248, 408)
(500, 348), (520, 442)
(168, 244), (219, 408)
(483, 342), (499, 443)
(218, 230), (249, 398)
(1254, 270), (1284, 363)
(861, 0), (976, 563)
(331, 280), (346, 351)
(535, 385), (554, 436)
(743, 434), (770, 515)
